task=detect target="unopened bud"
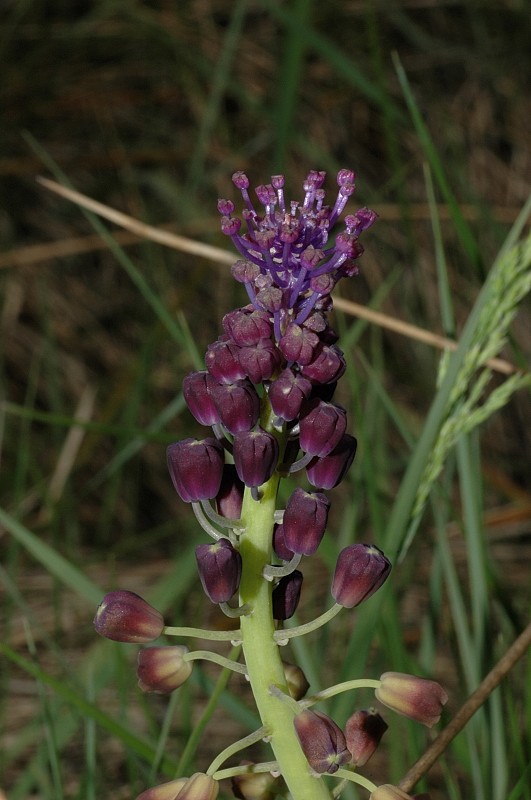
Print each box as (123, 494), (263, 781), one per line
(306, 433), (357, 489)
(167, 438), (224, 503)
(294, 709), (350, 774)
(233, 428), (279, 487)
(195, 539), (242, 603)
(331, 543), (391, 608)
(345, 708), (387, 766)
(272, 570), (303, 620)
(283, 661), (310, 700)
(137, 645), (192, 694)
(93, 590), (164, 643)
(376, 672), (448, 728)
(282, 488), (330, 555)
(232, 763), (282, 800)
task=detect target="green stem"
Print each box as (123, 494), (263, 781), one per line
(184, 650), (247, 674)
(207, 727), (268, 775)
(334, 768), (377, 793)
(237, 403), (333, 800)
(302, 678), (381, 707)
(163, 625), (241, 642)
(274, 603), (343, 644)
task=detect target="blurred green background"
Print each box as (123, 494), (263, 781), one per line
(1, 2), (530, 799)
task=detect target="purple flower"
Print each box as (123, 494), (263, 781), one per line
(294, 709), (350, 774)
(167, 438), (224, 503)
(182, 371), (220, 427)
(306, 433), (357, 489)
(137, 645), (192, 694)
(195, 538), (242, 603)
(345, 708), (388, 766)
(299, 399), (347, 457)
(209, 380), (260, 433)
(94, 590), (164, 643)
(215, 464), (244, 519)
(375, 672), (448, 728)
(272, 570), (303, 620)
(331, 543), (391, 608)
(233, 428), (279, 487)
(268, 368), (312, 421)
(282, 488), (330, 555)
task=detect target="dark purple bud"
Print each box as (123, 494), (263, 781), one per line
(299, 400), (347, 457)
(345, 208), (378, 235)
(238, 339), (281, 384)
(209, 380), (260, 433)
(205, 338), (247, 384)
(345, 708), (388, 766)
(167, 438), (224, 502)
(283, 661), (310, 700)
(331, 543), (391, 608)
(182, 371), (221, 426)
(268, 368), (312, 422)
(233, 428), (279, 487)
(137, 645), (192, 694)
(294, 709), (350, 774)
(375, 672), (448, 728)
(222, 307), (273, 346)
(272, 522), (294, 561)
(306, 433), (357, 489)
(220, 216), (241, 236)
(301, 343), (346, 384)
(302, 311), (327, 333)
(256, 285), (283, 313)
(216, 464), (244, 519)
(195, 538), (242, 603)
(231, 259), (261, 284)
(94, 590), (164, 643)
(282, 488), (330, 555)
(272, 570), (303, 620)
(279, 323), (319, 366)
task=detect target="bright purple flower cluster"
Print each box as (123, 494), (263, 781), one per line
(166, 170), (382, 610)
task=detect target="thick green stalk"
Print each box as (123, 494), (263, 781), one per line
(238, 406), (332, 800)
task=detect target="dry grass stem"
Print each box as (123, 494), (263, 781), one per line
(36, 177), (523, 378)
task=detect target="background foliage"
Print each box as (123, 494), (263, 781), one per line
(1, 1), (530, 799)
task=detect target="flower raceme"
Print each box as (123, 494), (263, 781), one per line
(94, 170), (446, 800)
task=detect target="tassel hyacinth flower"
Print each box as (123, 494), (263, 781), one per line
(94, 170), (447, 800)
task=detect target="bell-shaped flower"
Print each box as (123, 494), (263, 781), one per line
(137, 645), (192, 694)
(210, 380), (260, 433)
(182, 371), (220, 426)
(216, 464), (245, 519)
(195, 538), (242, 603)
(282, 488), (330, 555)
(375, 672), (448, 728)
(238, 339), (281, 384)
(299, 399), (347, 457)
(272, 570), (303, 620)
(294, 709), (350, 774)
(279, 323), (319, 365)
(167, 438), (224, 503)
(233, 428), (279, 487)
(306, 434), (357, 489)
(272, 522), (295, 561)
(345, 708), (388, 766)
(268, 368), (312, 421)
(205, 337), (247, 383)
(301, 343), (346, 384)
(93, 590), (164, 643)
(331, 543), (391, 608)
(222, 306), (272, 346)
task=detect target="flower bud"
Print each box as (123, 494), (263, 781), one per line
(182, 371), (220, 426)
(375, 672), (448, 728)
(283, 661), (310, 700)
(370, 787), (414, 800)
(216, 464), (244, 519)
(282, 488), (330, 555)
(137, 645), (192, 694)
(272, 522), (294, 561)
(233, 428), (279, 487)
(345, 708), (388, 766)
(93, 590), (164, 643)
(205, 338), (247, 383)
(268, 368), (312, 421)
(301, 343), (346, 384)
(294, 709), (350, 774)
(195, 539), (242, 603)
(279, 323), (319, 365)
(299, 400), (347, 457)
(238, 339), (281, 384)
(331, 543), (391, 608)
(210, 380), (260, 433)
(272, 570), (303, 620)
(306, 433), (357, 489)
(173, 773), (219, 800)
(136, 777), (188, 800)
(167, 438), (224, 503)
(232, 763), (282, 800)
(222, 307), (272, 346)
